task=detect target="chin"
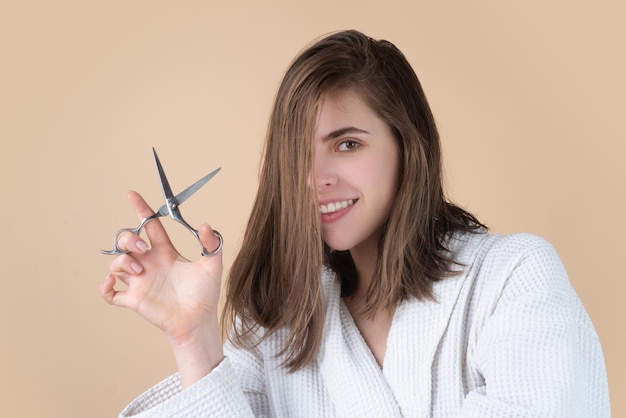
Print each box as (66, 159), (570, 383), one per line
(323, 239), (354, 252)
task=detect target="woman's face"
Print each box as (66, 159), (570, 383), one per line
(313, 88), (400, 254)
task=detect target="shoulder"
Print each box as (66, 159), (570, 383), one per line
(482, 232), (562, 268)
(455, 231), (570, 293)
(485, 233), (570, 294)
(453, 230), (560, 266)
(454, 232), (592, 338)
(456, 235), (610, 416)
(445, 231), (585, 327)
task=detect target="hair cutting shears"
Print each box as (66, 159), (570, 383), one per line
(101, 147), (222, 257)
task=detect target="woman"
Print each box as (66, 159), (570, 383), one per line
(101, 30), (610, 417)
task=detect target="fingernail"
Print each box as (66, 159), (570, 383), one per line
(131, 262), (143, 273)
(136, 240), (149, 252)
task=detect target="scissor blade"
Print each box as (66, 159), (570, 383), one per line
(153, 204), (170, 218)
(152, 148), (221, 216)
(173, 167), (221, 206)
(152, 147), (177, 208)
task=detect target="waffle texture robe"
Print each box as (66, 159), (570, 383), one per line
(120, 232), (610, 417)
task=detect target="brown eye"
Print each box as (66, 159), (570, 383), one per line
(337, 140), (360, 151)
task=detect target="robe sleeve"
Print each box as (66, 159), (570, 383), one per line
(118, 342), (270, 417)
(457, 236), (610, 417)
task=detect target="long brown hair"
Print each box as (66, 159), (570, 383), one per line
(222, 30), (485, 371)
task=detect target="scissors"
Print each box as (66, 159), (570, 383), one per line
(101, 147), (223, 257)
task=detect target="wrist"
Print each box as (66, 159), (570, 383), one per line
(167, 323), (224, 388)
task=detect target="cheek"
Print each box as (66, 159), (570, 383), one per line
(377, 154), (401, 211)
(388, 144), (402, 191)
(376, 149), (401, 193)
(363, 160), (399, 206)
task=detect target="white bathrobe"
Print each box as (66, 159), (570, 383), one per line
(120, 232), (610, 417)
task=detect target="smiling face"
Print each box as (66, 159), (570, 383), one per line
(314, 88), (401, 254)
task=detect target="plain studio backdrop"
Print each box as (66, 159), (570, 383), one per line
(1, 1), (623, 416)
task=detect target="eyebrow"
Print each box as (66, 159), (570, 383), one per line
(321, 126), (370, 142)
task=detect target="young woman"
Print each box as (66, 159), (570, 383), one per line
(101, 30), (610, 417)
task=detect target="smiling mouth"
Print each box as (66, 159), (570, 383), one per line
(319, 199), (356, 214)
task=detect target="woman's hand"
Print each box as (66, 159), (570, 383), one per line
(100, 190), (224, 386)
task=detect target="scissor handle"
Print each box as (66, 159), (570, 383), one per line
(187, 224), (223, 257)
(100, 213), (160, 255)
(168, 207), (223, 256)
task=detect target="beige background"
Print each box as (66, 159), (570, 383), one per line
(1, 1), (623, 416)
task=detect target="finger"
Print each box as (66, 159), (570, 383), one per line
(109, 253), (144, 275)
(127, 190), (174, 249)
(116, 230), (150, 254)
(99, 274), (129, 307)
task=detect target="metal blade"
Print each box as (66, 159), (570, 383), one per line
(173, 166), (221, 206)
(152, 147), (177, 215)
(153, 203), (170, 218)
(152, 147), (220, 216)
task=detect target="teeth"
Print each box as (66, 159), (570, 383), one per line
(319, 199), (354, 214)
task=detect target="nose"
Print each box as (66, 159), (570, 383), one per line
(312, 147), (337, 193)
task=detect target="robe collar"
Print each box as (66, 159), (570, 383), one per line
(316, 231), (489, 417)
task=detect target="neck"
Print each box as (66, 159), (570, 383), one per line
(347, 239), (379, 303)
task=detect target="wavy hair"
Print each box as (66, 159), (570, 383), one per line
(222, 30), (485, 371)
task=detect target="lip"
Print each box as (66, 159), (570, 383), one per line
(319, 199), (357, 224)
